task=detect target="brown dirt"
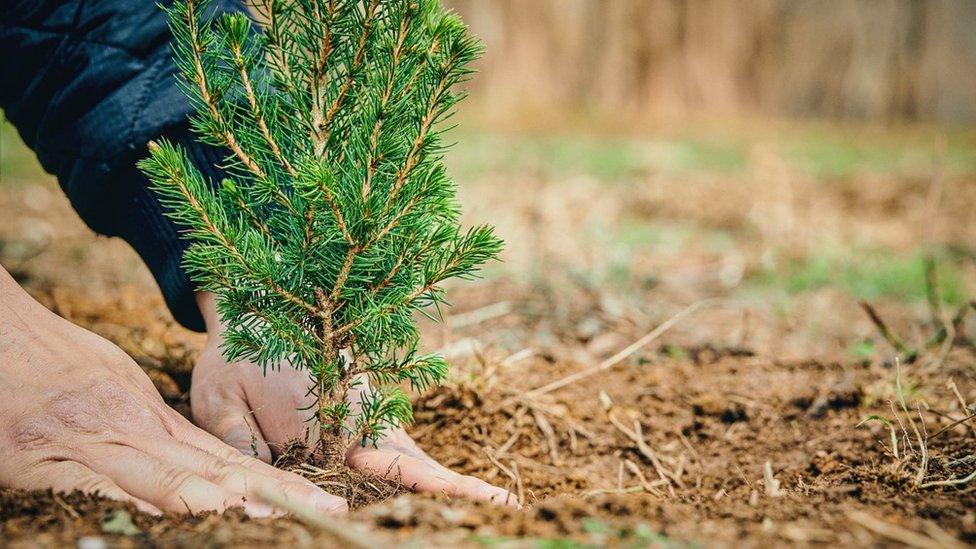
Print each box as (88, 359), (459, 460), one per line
(2, 144), (975, 546)
(2, 350), (975, 546)
(1, 275), (973, 547)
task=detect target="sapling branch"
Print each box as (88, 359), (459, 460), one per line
(183, 1), (267, 182)
(145, 141), (322, 319)
(228, 33), (297, 178)
(318, 0), (380, 157)
(142, 0), (500, 454)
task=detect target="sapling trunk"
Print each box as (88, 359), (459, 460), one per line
(140, 0), (501, 456)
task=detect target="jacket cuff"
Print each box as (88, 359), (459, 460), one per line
(116, 129), (228, 332)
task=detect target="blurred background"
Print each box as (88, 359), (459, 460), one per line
(447, 0), (976, 123)
(439, 0), (976, 363)
(2, 0), (976, 368)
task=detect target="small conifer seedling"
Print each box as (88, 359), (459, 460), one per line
(140, 0), (501, 454)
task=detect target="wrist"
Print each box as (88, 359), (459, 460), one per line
(194, 291), (223, 337)
(0, 266), (60, 345)
(0, 265), (116, 376)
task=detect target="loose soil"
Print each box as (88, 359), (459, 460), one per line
(2, 144), (975, 546)
(2, 278), (973, 547)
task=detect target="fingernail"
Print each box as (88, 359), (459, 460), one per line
(244, 502), (277, 518)
(434, 475), (459, 494)
(315, 494), (348, 514)
(135, 501), (163, 516)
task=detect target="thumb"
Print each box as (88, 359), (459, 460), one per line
(192, 344), (275, 462)
(191, 377), (273, 463)
(214, 409), (273, 463)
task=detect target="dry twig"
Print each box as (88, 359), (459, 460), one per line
(525, 299), (717, 398)
(920, 468), (976, 489)
(859, 301), (918, 362)
(52, 494), (81, 520)
(926, 411), (976, 442)
(510, 460), (525, 505)
(256, 489), (381, 549)
(763, 461), (785, 497)
(846, 509), (962, 549)
(895, 360), (929, 486)
(483, 447), (522, 507)
(624, 459), (665, 497)
(527, 408), (560, 465)
(947, 379), (976, 441)
(581, 486), (644, 497)
(600, 392), (683, 496)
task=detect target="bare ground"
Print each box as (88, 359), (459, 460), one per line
(1, 130), (975, 547)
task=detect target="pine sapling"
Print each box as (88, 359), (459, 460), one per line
(139, 0), (501, 456)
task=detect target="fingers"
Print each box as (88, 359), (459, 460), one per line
(82, 443), (272, 516)
(141, 433), (348, 514)
(190, 368), (313, 461)
(19, 460), (161, 515)
(454, 475), (520, 508)
(203, 408), (273, 464)
(176, 419), (321, 488)
(348, 448), (519, 507)
(189, 372), (274, 463)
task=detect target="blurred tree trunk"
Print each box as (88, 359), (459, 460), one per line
(445, 0), (976, 122)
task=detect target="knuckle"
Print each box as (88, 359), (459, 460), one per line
(85, 379), (141, 415)
(79, 475), (117, 497)
(208, 461), (242, 487)
(9, 417), (58, 452)
(157, 410), (186, 439)
(47, 390), (107, 436)
(46, 379), (155, 438)
(82, 379), (164, 435)
(154, 465), (196, 496)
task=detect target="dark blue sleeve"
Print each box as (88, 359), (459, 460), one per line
(1, 0), (245, 331)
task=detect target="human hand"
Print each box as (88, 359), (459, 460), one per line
(191, 292), (516, 506)
(0, 269), (347, 515)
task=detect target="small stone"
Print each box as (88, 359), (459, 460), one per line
(439, 507), (466, 524)
(78, 537), (108, 549)
(100, 510), (140, 536)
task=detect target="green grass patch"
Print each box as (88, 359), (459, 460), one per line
(774, 127), (976, 178)
(447, 131), (747, 182)
(754, 249), (967, 305)
(447, 123), (976, 183)
(847, 339), (877, 361)
(469, 520), (678, 548)
(0, 115), (47, 184)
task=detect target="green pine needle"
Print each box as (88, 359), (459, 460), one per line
(139, 0), (500, 445)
